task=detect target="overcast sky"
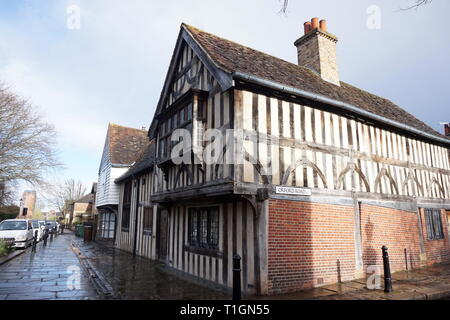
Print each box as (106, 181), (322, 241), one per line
(1, 0), (449, 207)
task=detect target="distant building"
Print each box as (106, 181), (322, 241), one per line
(95, 123), (148, 240)
(18, 191), (36, 219)
(71, 191), (96, 224)
(41, 210), (60, 221)
(444, 123), (450, 137)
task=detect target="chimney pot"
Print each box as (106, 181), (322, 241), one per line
(319, 19), (327, 32)
(295, 17), (340, 86)
(445, 123), (450, 137)
(311, 17), (320, 30)
(304, 22), (312, 34)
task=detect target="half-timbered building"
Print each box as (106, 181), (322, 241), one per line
(114, 19), (450, 295)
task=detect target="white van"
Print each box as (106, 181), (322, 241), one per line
(0, 219), (34, 248)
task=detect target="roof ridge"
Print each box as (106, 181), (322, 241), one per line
(183, 23), (447, 142)
(183, 23), (303, 73)
(108, 122), (147, 132)
(183, 23), (407, 109)
(184, 24), (400, 106)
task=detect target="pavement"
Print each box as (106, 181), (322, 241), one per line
(0, 233), (99, 300)
(254, 263), (450, 300)
(74, 236), (450, 300)
(3, 231), (450, 300)
(71, 237), (231, 300)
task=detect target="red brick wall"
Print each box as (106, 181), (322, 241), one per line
(268, 199), (356, 294)
(419, 209), (450, 265)
(360, 204), (422, 273)
(267, 200), (450, 295)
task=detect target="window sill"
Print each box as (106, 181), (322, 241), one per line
(184, 245), (222, 258)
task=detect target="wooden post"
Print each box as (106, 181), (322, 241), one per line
(233, 254), (242, 301)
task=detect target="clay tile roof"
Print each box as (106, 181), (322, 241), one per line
(183, 24), (447, 141)
(75, 193), (94, 204)
(108, 123), (150, 165)
(115, 140), (155, 183)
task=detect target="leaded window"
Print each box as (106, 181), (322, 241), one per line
(158, 103), (193, 159)
(143, 207), (153, 234)
(424, 208), (445, 240)
(188, 207), (219, 249)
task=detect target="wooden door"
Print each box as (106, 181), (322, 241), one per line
(156, 208), (169, 261)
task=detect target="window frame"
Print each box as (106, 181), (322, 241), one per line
(143, 206), (153, 236)
(121, 181), (132, 231)
(187, 207), (220, 251)
(158, 103), (193, 160)
(157, 90), (206, 163)
(424, 208), (445, 241)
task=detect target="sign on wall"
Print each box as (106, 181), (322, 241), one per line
(275, 186), (312, 196)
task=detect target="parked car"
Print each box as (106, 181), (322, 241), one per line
(46, 221), (58, 234)
(31, 220), (44, 241)
(0, 219), (34, 248)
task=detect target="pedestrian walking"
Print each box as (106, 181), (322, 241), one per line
(43, 226), (49, 246)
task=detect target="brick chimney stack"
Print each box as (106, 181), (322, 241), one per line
(295, 17), (340, 86)
(445, 123), (450, 137)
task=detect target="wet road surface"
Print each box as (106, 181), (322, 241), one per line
(0, 233), (99, 300)
(73, 239), (231, 300)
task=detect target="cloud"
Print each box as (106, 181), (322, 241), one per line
(0, 0), (449, 198)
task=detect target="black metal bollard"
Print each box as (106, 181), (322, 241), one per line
(32, 230), (38, 252)
(404, 248), (408, 271)
(50, 229), (53, 241)
(382, 246), (393, 293)
(54, 227), (58, 238)
(233, 254), (242, 301)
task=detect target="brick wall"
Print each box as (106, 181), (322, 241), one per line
(268, 199), (356, 294)
(360, 204), (422, 273)
(267, 200), (450, 295)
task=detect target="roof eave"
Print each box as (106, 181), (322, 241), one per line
(149, 24), (234, 139)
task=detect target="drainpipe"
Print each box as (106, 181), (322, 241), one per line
(232, 72), (450, 147)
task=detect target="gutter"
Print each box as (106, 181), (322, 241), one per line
(111, 164), (132, 168)
(233, 72), (450, 147)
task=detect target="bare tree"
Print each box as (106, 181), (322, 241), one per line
(0, 182), (15, 206)
(401, 0), (432, 10)
(0, 82), (62, 186)
(279, 0), (432, 13)
(280, 0), (288, 14)
(44, 179), (87, 213)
